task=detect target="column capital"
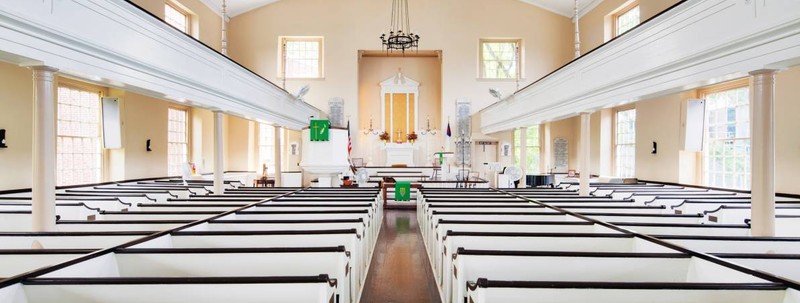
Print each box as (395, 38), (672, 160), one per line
(749, 69), (778, 76)
(25, 65), (59, 73)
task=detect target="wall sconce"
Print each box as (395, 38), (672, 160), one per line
(0, 129), (7, 148)
(146, 139), (152, 152)
(652, 141), (658, 154)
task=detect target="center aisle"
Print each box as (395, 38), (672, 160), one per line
(360, 209), (442, 303)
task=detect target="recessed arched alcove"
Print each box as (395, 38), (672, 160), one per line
(357, 50), (442, 166)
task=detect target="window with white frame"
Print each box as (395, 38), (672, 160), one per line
(480, 39), (521, 79)
(167, 108), (188, 176)
(280, 37), (323, 79)
(56, 86), (102, 186)
(164, 3), (189, 34)
(258, 124), (285, 176)
(513, 125), (541, 174)
(703, 85), (751, 190)
(615, 109), (636, 178)
(614, 3), (640, 36)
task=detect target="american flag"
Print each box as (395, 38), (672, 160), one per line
(347, 120), (352, 156)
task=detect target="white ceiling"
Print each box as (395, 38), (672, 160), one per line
(199, 0), (604, 18)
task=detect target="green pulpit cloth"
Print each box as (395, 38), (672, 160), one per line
(310, 120), (330, 141)
(395, 181), (411, 201)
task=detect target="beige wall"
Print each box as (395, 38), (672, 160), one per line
(632, 91), (686, 182)
(775, 67), (800, 194)
(578, 0), (682, 54)
(546, 66), (800, 195)
(130, 0), (222, 51)
(119, 91), (174, 180)
(226, 115), (254, 172)
(228, 0), (574, 160)
(357, 56), (442, 164)
(0, 62), (33, 190)
(0, 59), (258, 190)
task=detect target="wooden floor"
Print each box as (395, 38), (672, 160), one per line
(360, 209), (441, 303)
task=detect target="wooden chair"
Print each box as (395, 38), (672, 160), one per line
(253, 164), (276, 187)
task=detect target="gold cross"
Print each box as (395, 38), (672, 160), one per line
(312, 123), (322, 137)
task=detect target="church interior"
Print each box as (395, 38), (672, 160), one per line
(0, 0), (799, 302)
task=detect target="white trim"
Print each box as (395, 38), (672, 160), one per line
(380, 72), (420, 142)
(481, 0), (800, 133)
(0, 0), (322, 130)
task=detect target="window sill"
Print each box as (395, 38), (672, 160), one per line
(279, 77), (326, 81)
(476, 78), (526, 82)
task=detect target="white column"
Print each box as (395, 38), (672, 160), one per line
(213, 111), (224, 195)
(599, 109), (613, 177)
(579, 112), (591, 196)
(519, 127), (528, 188)
(273, 125), (283, 187)
(31, 66), (58, 232)
(542, 123), (552, 173)
(750, 69), (777, 236)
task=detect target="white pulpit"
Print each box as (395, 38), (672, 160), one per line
(382, 143), (417, 166)
(299, 128), (350, 187)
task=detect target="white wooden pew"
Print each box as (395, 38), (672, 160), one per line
(1, 276), (337, 303)
(0, 250), (93, 278)
(40, 247), (354, 303)
(450, 250), (770, 303)
(466, 280), (798, 303)
(133, 230), (370, 292)
(0, 232), (150, 249)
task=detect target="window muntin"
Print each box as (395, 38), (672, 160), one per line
(703, 86), (751, 190)
(167, 108), (188, 176)
(513, 125), (541, 174)
(480, 39), (521, 79)
(281, 37), (323, 79)
(258, 124), (286, 175)
(615, 5), (640, 36)
(165, 3), (189, 34)
(57, 86), (102, 186)
(615, 109), (636, 178)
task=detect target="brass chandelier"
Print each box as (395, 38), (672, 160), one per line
(379, 0), (420, 52)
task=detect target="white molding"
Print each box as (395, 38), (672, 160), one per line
(197, 0), (280, 18)
(0, 0), (322, 130)
(481, 0), (800, 134)
(380, 72), (420, 141)
(518, 0), (603, 18)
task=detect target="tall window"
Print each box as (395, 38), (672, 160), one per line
(57, 86), (102, 186)
(479, 39), (521, 79)
(258, 124), (285, 175)
(703, 85), (751, 189)
(167, 108), (188, 176)
(280, 37), (323, 79)
(614, 3), (640, 36)
(615, 109), (636, 178)
(164, 3), (189, 34)
(513, 125), (540, 173)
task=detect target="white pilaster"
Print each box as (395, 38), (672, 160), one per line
(750, 69), (777, 237)
(274, 125), (283, 187)
(31, 66), (58, 232)
(519, 127), (528, 188)
(213, 111), (224, 195)
(579, 112), (591, 196)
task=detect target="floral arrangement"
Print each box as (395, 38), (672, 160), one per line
(379, 131), (390, 142)
(407, 132), (418, 143)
